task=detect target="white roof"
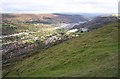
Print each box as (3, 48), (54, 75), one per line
(67, 29), (78, 33)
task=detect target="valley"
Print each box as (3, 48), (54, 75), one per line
(1, 13), (89, 65)
(1, 13), (118, 77)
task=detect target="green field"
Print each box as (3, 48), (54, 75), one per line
(3, 22), (118, 77)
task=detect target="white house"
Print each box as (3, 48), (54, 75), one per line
(81, 28), (88, 32)
(67, 29), (78, 33)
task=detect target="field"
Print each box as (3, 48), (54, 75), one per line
(3, 22), (118, 77)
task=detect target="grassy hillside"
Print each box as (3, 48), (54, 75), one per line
(3, 22), (118, 77)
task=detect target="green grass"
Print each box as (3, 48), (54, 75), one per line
(3, 22), (118, 77)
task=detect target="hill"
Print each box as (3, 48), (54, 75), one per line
(3, 22), (118, 77)
(2, 13), (89, 24)
(72, 16), (117, 31)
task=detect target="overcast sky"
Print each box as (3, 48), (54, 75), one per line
(0, 0), (119, 13)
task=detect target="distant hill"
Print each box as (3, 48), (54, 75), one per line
(2, 13), (89, 24)
(72, 16), (117, 31)
(3, 22), (118, 77)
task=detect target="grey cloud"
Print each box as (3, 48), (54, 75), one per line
(1, 0), (119, 13)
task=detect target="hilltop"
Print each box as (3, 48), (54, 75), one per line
(3, 22), (118, 77)
(2, 13), (89, 24)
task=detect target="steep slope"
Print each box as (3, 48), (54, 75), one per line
(3, 22), (118, 77)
